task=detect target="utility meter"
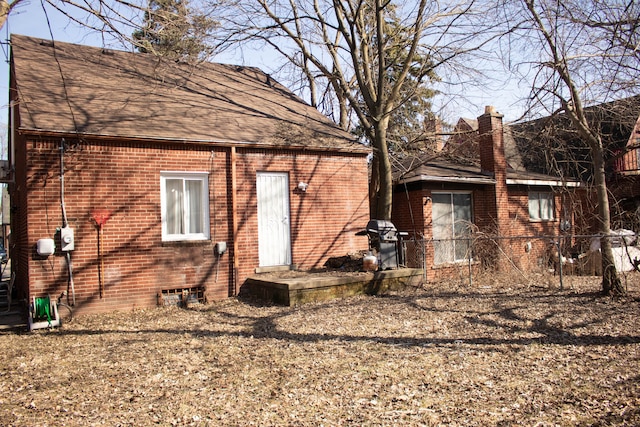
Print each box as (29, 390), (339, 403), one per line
(60, 227), (75, 251)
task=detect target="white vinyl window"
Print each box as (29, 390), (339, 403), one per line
(528, 191), (554, 221)
(432, 192), (473, 264)
(161, 172), (210, 241)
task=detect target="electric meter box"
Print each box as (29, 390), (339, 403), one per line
(60, 227), (75, 251)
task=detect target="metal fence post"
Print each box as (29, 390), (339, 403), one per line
(555, 239), (564, 290)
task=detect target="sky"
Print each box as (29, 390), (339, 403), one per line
(0, 0), (529, 155)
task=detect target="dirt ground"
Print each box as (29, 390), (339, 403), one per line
(1, 272), (639, 426)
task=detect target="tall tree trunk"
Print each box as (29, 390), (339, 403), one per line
(592, 143), (624, 296)
(522, 0), (626, 297)
(373, 117), (393, 220)
(369, 153), (380, 218)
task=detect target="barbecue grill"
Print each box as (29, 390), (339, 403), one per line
(358, 220), (407, 270)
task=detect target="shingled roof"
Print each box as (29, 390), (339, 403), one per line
(504, 95), (640, 180)
(394, 155), (580, 187)
(10, 34), (365, 153)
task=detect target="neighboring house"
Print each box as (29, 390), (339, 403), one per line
(506, 95), (640, 231)
(599, 98), (640, 229)
(618, 112), (640, 175)
(392, 106), (582, 279)
(8, 35), (370, 313)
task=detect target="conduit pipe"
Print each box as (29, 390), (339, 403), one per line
(231, 146), (239, 296)
(60, 139), (76, 306)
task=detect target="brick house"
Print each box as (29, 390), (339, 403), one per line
(7, 35), (370, 313)
(392, 106), (582, 280)
(614, 110), (640, 227)
(502, 96), (640, 232)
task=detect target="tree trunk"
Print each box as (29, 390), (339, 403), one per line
(369, 153), (380, 218)
(373, 118), (393, 220)
(591, 140), (624, 296)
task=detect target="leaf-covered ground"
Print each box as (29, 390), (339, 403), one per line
(1, 273), (639, 426)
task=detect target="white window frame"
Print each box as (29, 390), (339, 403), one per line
(432, 191), (473, 265)
(160, 172), (210, 241)
(528, 191), (554, 221)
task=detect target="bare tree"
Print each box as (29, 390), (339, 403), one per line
(504, 0), (640, 295)
(215, 0), (498, 219)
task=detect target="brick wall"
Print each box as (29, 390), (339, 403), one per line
(393, 182), (567, 280)
(15, 137), (369, 314)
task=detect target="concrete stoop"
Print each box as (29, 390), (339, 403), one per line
(244, 268), (424, 306)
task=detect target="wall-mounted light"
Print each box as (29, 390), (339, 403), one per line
(298, 182), (309, 192)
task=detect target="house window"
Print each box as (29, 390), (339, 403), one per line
(160, 172), (210, 241)
(528, 191), (554, 221)
(432, 192), (473, 264)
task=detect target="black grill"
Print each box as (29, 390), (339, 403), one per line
(358, 220), (407, 270)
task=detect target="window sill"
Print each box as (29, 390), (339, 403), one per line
(432, 260), (478, 269)
(161, 240), (212, 247)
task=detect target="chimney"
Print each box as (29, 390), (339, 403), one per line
(477, 105), (509, 238)
(424, 114), (444, 151)
(478, 105), (505, 175)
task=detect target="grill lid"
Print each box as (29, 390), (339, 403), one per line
(365, 219), (398, 241)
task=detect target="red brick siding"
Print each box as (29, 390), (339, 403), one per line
(391, 184), (428, 236)
(393, 107), (585, 280)
(233, 149), (370, 285)
(16, 138), (369, 314)
(393, 183), (571, 281)
(502, 187), (562, 271)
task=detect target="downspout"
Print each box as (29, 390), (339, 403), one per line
(231, 146), (239, 296)
(9, 102), (15, 181)
(60, 139), (75, 306)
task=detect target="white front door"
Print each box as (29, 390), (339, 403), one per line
(257, 172), (291, 267)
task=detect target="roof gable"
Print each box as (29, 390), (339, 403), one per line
(10, 35), (363, 152)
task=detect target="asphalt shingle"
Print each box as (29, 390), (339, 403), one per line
(11, 34), (365, 153)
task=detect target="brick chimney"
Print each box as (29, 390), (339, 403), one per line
(477, 105), (509, 236)
(424, 114), (444, 151)
(478, 105), (505, 175)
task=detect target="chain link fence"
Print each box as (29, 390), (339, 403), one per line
(401, 231), (640, 289)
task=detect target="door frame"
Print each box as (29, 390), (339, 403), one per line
(256, 171), (292, 269)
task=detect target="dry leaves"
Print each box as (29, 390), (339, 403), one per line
(1, 273), (639, 426)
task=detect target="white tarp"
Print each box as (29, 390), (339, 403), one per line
(588, 230), (640, 273)
(612, 246), (640, 272)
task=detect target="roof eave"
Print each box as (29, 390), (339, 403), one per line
(396, 175), (583, 187)
(18, 128), (370, 155)
(506, 178), (582, 187)
(396, 174), (497, 185)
